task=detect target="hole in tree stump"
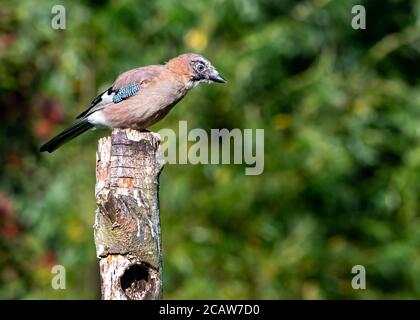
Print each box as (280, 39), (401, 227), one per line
(120, 263), (150, 299)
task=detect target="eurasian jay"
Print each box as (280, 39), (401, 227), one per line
(40, 53), (225, 153)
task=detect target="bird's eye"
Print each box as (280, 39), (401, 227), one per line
(197, 64), (205, 72)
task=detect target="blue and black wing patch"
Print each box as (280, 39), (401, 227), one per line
(112, 83), (140, 103)
(76, 83), (140, 119)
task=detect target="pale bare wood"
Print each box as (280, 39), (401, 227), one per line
(94, 128), (163, 300)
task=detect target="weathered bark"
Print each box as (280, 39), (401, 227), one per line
(94, 128), (163, 300)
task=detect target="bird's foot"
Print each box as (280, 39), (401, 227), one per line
(150, 131), (161, 144)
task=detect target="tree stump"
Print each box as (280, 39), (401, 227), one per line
(94, 128), (164, 300)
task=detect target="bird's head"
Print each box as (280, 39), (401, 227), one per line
(167, 53), (226, 89)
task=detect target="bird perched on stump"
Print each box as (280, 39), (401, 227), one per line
(40, 53), (225, 153)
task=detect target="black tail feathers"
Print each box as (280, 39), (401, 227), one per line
(39, 119), (93, 153)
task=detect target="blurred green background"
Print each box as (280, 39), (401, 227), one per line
(1, 0), (420, 299)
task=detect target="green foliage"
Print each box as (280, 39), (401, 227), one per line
(1, 0), (420, 299)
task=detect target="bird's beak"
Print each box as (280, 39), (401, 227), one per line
(210, 73), (226, 83)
